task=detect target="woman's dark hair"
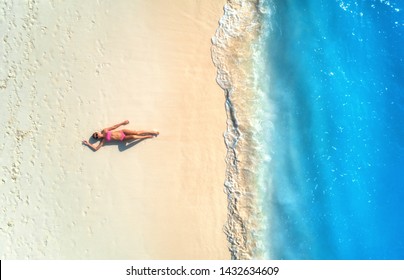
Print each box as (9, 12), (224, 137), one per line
(92, 132), (99, 139)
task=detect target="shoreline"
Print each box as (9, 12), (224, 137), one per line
(211, 0), (265, 259)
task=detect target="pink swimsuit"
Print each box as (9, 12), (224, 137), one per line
(105, 131), (126, 142)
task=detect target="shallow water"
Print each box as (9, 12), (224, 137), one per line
(213, 0), (404, 259)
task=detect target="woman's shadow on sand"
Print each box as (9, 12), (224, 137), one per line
(87, 138), (148, 152)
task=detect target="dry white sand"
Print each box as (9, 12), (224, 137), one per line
(0, 0), (228, 259)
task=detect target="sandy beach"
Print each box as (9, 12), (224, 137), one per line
(0, 0), (228, 259)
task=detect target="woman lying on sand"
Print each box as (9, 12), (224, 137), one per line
(82, 120), (159, 151)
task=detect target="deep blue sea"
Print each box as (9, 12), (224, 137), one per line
(259, 0), (404, 259)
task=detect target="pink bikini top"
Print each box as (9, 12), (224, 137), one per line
(106, 131), (112, 141)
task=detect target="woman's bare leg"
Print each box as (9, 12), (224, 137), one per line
(122, 129), (138, 135)
(122, 129), (159, 136)
(125, 135), (154, 140)
(134, 130), (158, 136)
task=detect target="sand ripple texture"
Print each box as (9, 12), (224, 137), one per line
(0, 0), (131, 258)
(1, 0), (229, 259)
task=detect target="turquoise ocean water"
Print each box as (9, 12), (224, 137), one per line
(213, 0), (403, 259)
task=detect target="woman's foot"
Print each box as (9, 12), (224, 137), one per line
(153, 130), (159, 137)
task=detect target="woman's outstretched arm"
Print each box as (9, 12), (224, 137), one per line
(82, 139), (105, 151)
(103, 120), (129, 132)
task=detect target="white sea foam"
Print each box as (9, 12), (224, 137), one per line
(211, 0), (273, 259)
